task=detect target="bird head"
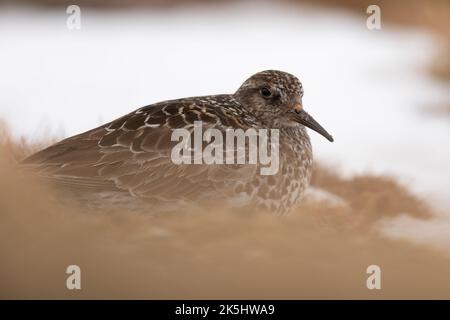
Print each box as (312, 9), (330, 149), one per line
(235, 70), (333, 142)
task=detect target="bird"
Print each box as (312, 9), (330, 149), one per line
(22, 70), (333, 215)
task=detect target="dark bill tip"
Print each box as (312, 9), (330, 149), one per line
(291, 110), (334, 142)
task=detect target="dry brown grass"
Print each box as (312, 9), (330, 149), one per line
(0, 125), (449, 299)
(429, 44), (450, 82)
(298, 0), (450, 36)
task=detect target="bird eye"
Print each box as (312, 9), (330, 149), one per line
(260, 87), (272, 98)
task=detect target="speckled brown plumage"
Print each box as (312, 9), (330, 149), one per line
(22, 70), (333, 214)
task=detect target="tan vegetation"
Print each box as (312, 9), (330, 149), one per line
(1, 125), (449, 299)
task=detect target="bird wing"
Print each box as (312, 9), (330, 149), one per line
(22, 95), (259, 202)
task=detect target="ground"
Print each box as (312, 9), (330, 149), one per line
(1, 126), (449, 299)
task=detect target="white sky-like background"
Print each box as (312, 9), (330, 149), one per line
(0, 2), (449, 249)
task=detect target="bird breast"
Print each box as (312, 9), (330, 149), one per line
(230, 126), (313, 215)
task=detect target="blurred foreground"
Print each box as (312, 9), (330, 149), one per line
(1, 125), (449, 299)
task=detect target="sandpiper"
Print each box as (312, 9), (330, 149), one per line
(23, 70), (333, 214)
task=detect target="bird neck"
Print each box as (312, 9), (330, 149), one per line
(280, 124), (310, 141)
